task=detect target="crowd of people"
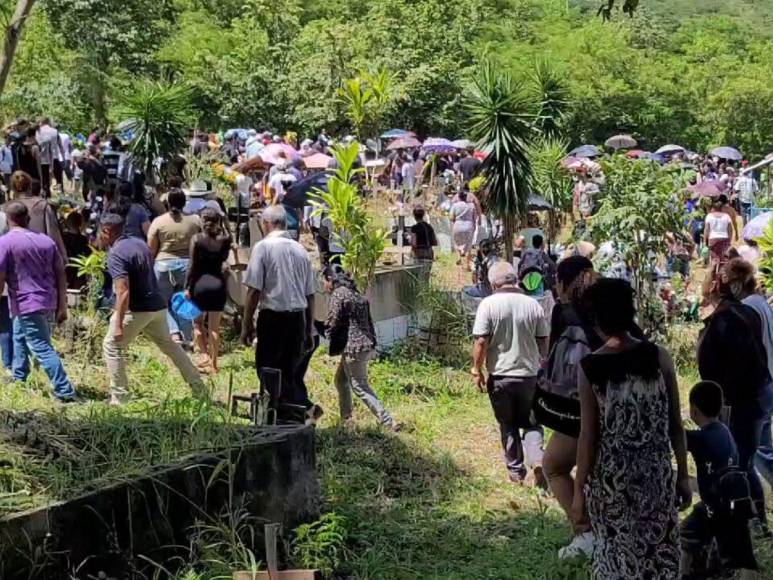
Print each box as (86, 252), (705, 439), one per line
(470, 251), (771, 578)
(1, 115), (772, 577)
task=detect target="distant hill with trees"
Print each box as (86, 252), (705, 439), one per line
(1, 0), (771, 157)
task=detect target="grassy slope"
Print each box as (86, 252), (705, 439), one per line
(1, 250), (772, 577)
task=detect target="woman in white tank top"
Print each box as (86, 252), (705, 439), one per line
(703, 198), (733, 274)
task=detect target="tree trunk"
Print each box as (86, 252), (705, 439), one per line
(0, 0), (36, 97)
(503, 215), (515, 263)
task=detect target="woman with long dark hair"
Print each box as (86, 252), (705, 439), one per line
(185, 208), (233, 373)
(324, 264), (399, 430)
(147, 189), (201, 344)
(573, 278), (691, 579)
(538, 256), (598, 560)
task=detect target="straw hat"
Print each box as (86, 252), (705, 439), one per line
(183, 179), (213, 197)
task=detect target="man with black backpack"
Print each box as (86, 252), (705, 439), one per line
(518, 234), (555, 290)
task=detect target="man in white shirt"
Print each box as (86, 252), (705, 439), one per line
(735, 172), (759, 225)
(241, 205), (316, 422)
(35, 117), (64, 197)
(472, 261), (549, 485)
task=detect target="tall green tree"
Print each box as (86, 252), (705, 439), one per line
(0, 0), (36, 96)
(44, 0), (175, 124)
(465, 60), (537, 260)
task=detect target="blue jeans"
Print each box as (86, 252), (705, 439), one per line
(0, 296), (14, 369)
(755, 382), (773, 488)
(741, 201), (752, 225)
(12, 312), (75, 399)
(154, 258), (192, 342)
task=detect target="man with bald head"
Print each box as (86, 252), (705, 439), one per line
(472, 261), (549, 486)
(241, 204), (317, 423)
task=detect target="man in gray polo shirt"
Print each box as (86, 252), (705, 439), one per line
(472, 261), (549, 485)
(241, 205), (316, 422)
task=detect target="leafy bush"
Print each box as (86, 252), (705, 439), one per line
(311, 142), (388, 290)
(291, 512), (348, 578)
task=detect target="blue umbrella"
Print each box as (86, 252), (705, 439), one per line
(381, 129), (413, 139)
(569, 144), (601, 158)
(710, 146), (743, 161)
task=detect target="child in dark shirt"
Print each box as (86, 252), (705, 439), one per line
(681, 381), (757, 579)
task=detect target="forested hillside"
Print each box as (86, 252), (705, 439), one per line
(4, 0), (772, 156)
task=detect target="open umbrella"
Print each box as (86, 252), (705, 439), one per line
(655, 144), (685, 155)
(569, 144), (601, 158)
(380, 129), (414, 139)
(688, 180), (727, 198)
(527, 194), (553, 211)
(232, 156), (266, 174)
(605, 134), (637, 150)
(259, 143), (300, 165)
(422, 137), (456, 154)
(283, 172), (330, 209)
(387, 136), (421, 150)
(302, 152), (333, 170)
(626, 149), (648, 158)
(711, 146), (743, 161)
(742, 212), (773, 241)
(451, 139), (473, 150)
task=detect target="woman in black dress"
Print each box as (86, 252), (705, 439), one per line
(185, 207), (234, 373)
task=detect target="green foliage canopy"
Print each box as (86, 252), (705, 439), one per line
(0, 0), (768, 161)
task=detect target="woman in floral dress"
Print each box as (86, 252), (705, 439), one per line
(572, 279), (692, 579)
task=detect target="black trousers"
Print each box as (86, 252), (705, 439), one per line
(729, 407), (767, 526)
(40, 163), (51, 197)
(255, 309), (310, 415)
(53, 159), (64, 187)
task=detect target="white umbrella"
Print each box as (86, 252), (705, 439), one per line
(451, 139), (473, 150)
(604, 134), (637, 150)
(655, 144), (685, 155)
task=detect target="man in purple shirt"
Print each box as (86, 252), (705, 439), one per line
(0, 201), (76, 400)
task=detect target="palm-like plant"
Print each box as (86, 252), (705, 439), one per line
(465, 60), (537, 260)
(531, 60), (569, 140)
(114, 81), (195, 183)
(337, 78), (371, 140)
(529, 136), (573, 240)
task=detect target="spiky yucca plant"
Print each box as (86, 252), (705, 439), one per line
(465, 60), (537, 260)
(531, 60), (569, 140)
(115, 82), (195, 183)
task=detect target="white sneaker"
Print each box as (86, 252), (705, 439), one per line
(558, 531), (594, 560)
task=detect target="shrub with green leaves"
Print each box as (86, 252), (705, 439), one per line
(311, 142), (387, 290)
(291, 512), (348, 578)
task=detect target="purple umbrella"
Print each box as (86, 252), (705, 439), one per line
(742, 212), (773, 241)
(422, 137), (456, 154)
(687, 180), (727, 198)
(710, 146), (743, 161)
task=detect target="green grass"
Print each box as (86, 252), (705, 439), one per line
(0, 316), (771, 577)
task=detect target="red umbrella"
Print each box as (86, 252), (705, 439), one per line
(626, 150), (647, 158)
(303, 152), (333, 170)
(259, 143), (300, 165)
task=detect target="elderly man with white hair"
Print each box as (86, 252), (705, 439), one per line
(471, 261), (550, 486)
(241, 205), (318, 423)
